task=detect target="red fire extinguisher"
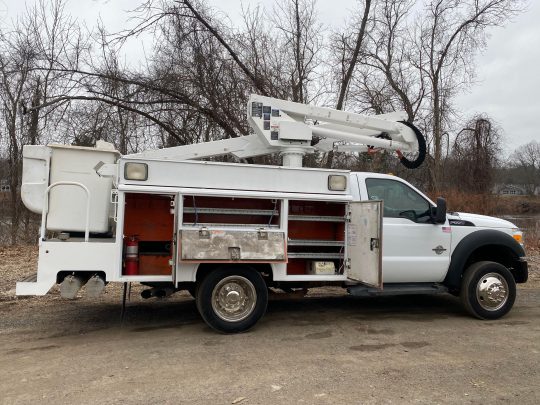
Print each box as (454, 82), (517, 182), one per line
(124, 236), (139, 276)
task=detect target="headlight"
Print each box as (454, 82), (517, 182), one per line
(124, 162), (148, 181)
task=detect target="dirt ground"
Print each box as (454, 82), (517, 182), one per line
(1, 246), (539, 405)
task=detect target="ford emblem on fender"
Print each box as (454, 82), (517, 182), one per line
(432, 245), (447, 255)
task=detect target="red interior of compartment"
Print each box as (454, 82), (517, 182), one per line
(123, 193), (174, 275)
(287, 259), (308, 275)
(288, 221), (345, 241)
(288, 200), (346, 217)
(183, 196), (280, 226)
(287, 200), (346, 275)
(287, 201), (346, 241)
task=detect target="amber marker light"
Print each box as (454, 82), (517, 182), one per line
(512, 229), (523, 245)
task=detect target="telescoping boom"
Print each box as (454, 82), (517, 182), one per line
(128, 94), (427, 168)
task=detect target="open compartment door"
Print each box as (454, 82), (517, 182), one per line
(172, 193), (180, 284)
(346, 200), (383, 289)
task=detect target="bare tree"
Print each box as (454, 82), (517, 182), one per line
(335, 0), (373, 110)
(364, 0), (425, 121)
(418, 0), (523, 190)
(0, 0), (83, 244)
(334, 0), (522, 189)
(270, 0), (324, 103)
(324, 0), (373, 168)
(2, 0), (529, 246)
(509, 141), (540, 195)
(449, 115), (502, 194)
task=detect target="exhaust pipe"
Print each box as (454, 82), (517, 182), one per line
(154, 287), (175, 298)
(141, 287), (176, 299)
(85, 274), (106, 298)
(60, 274), (86, 299)
(141, 288), (155, 299)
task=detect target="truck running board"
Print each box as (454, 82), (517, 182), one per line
(347, 283), (448, 297)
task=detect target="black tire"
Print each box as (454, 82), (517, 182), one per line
(460, 261), (516, 320)
(196, 266), (268, 333)
(186, 285), (197, 299)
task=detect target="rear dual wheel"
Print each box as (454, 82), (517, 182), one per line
(196, 266), (268, 333)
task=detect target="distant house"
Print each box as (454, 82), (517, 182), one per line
(0, 180), (10, 203)
(493, 183), (539, 196)
(0, 179), (10, 193)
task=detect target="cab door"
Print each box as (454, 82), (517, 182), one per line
(363, 178), (451, 283)
(346, 200), (383, 289)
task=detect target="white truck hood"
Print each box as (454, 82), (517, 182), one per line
(448, 212), (517, 229)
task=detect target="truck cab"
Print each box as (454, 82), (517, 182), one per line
(350, 172), (527, 323)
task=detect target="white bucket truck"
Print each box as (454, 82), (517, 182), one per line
(17, 95), (528, 333)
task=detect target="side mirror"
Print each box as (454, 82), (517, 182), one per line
(432, 197), (447, 224)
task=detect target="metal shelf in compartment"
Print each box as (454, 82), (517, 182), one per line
(287, 239), (344, 247)
(183, 207), (279, 216)
(288, 215), (345, 222)
(287, 252), (344, 259)
(182, 223), (280, 228)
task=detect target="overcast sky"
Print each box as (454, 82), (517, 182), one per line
(1, 0), (538, 155)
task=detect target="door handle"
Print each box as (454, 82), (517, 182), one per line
(370, 238), (380, 251)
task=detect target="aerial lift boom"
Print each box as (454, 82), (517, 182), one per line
(127, 94), (426, 169)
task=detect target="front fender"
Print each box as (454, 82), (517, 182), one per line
(444, 229), (526, 291)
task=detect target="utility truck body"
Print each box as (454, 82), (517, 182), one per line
(16, 95), (528, 332)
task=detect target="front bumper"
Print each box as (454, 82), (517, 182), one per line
(512, 257), (528, 283)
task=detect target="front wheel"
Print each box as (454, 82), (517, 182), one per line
(460, 261), (516, 320)
(196, 266), (268, 333)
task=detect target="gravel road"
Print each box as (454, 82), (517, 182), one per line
(1, 246), (539, 404)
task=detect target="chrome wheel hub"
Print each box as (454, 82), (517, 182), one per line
(211, 276), (256, 322)
(476, 272), (509, 311)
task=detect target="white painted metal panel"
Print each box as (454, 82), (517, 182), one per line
(346, 201), (383, 288)
(21, 145), (51, 214)
(16, 239), (121, 295)
(47, 145), (119, 233)
(120, 159), (350, 196)
(117, 184), (352, 202)
(380, 218), (451, 283)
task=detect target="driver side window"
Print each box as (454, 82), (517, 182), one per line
(366, 178), (431, 222)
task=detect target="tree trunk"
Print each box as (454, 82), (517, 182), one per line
(326, 0), (372, 169)
(8, 124), (20, 246)
(432, 85), (442, 192)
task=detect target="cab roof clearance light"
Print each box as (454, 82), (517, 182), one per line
(124, 162), (148, 181)
(328, 175), (347, 191)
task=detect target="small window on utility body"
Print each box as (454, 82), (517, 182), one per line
(366, 178), (432, 223)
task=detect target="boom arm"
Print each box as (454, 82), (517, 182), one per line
(246, 94), (426, 168)
(125, 94), (426, 168)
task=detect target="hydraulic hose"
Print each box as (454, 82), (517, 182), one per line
(397, 121), (426, 169)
